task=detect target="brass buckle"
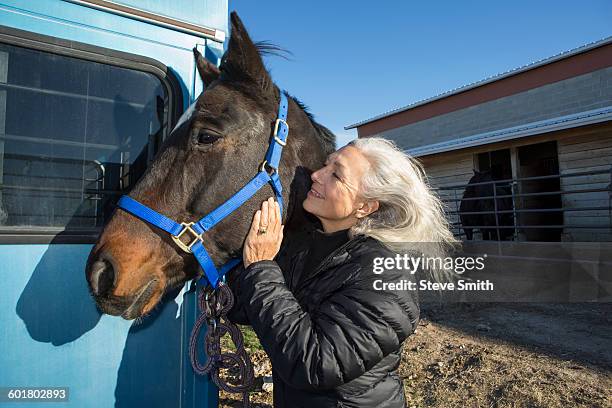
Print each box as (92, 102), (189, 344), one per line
(172, 222), (203, 253)
(273, 119), (288, 146)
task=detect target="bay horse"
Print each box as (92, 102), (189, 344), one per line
(85, 12), (334, 320)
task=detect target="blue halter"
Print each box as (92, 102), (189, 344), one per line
(116, 92), (289, 289)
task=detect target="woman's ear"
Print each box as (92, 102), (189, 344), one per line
(355, 200), (379, 219)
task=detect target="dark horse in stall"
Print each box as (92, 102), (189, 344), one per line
(85, 12), (334, 320)
(459, 169), (515, 241)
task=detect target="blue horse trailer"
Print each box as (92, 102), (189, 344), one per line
(0, 1), (226, 406)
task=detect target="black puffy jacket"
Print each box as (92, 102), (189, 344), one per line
(227, 229), (420, 408)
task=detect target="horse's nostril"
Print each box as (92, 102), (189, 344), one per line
(90, 259), (115, 296)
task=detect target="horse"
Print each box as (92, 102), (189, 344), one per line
(85, 12), (335, 320)
(459, 169), (515, 241)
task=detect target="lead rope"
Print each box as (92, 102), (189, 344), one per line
(189, 283), (255, 406)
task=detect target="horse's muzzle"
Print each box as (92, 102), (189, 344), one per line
(86, 251), (161, 319)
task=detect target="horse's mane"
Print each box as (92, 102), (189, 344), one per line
(310, 121), (337, 154)
(283, 91), (336, 153)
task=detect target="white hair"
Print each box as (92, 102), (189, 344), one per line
(347, 137), (461, 281)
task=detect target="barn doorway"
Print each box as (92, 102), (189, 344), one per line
(475, 148), (515, 240)
(517, 141), (562, 241)
(477, 148), (512, 180)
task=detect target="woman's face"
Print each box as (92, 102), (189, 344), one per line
(303, 145), (378, 232)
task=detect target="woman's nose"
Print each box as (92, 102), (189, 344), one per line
(311, 168), (325, 184)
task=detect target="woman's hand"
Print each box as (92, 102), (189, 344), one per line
(243, 197), (284, 268)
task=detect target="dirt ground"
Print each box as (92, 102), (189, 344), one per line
(219, 303), (612, 408)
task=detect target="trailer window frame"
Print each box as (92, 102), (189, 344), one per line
(0, 25), (183, 244)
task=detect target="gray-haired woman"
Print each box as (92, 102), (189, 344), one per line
(229, 137), (458, 408)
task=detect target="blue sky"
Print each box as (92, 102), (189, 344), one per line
(229, 1), (612, 147)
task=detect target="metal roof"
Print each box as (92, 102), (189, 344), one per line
(406, 106), (612, 157)
(345, 36), (612, 130)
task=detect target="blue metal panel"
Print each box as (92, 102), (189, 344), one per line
(0, 245), (218, 407)
(110, 0), (228, 32)
(0, 0), (226, 406)
(0, 246), (123, 408)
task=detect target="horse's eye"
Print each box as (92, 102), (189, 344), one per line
(196, 130), (220, 145)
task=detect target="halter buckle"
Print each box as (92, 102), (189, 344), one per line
(172, 222), (203, 253)
(273, 118), (288, 146)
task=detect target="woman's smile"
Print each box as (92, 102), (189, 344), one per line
(308, 187), (325, 199)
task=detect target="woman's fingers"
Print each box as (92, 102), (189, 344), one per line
(268, 197), (277, 229)
(249, 210), (261, 234)
(255, 197), (282, 236)
(273, 201), (282, 234)
(243, 198), (284, 268)
(261, 198), (270, 229)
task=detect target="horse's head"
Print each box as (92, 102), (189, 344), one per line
(85, 12), (335, 319)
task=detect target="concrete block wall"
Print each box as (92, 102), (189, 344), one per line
(376, 67), (612, 151)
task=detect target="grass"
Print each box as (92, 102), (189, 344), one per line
(220, 324), (263, 352)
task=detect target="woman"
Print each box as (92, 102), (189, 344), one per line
(228, 137), (458, 407)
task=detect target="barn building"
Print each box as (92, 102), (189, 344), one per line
(346, 37), (612, 242)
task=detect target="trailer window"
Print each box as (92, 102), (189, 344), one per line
(0, 42), (174, 234)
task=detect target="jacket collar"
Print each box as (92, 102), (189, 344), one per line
(294, 233), (370, 291)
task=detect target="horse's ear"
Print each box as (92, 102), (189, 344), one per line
(222, 12), (272, 91)
(193, 48), (220, 86)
